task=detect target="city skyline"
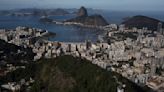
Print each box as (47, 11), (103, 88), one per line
(0, 0), (164, 11)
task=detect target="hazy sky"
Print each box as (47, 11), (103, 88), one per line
(0, 0), (164, 11)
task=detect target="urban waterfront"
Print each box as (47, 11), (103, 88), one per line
(0, 15), (104, 42)
(0, 11), (164, 42)
(0, 7), (164, 92)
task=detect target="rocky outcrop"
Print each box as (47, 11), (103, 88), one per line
(65, 6), (108, 27)
(77, 6), (88, 17)
(122, 15), (164, 31)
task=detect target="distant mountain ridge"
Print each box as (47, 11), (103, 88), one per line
(122, 15), (164, 31)
(49, 8), (69, 15)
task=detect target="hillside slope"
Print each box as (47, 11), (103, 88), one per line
(122, 15), (164, 31)
(66, 14), (109, 26)
(0, 39), (35, 64)
(31, 55), (151, 92)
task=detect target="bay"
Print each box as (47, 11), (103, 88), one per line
(0, 10), (164, 42)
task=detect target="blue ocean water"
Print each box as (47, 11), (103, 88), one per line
(0, 11), (164, 42)
(0, 15), (104, 42)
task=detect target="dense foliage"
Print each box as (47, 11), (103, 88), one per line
(31, 55), (151, 92)
(0, 39), (35, 64)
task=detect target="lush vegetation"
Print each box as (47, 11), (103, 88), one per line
(0, 51), (152, 92)
(0, 62), (37, 84)
(30, 55), (151, 92)
(0, 39), (35, 64)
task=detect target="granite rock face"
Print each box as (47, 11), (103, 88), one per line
(66, 6), (108, 27)
(77, 6), (88, 17)
(122, 15), (164, 31)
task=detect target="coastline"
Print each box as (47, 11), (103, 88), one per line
(1, 25), (164, 92)
(41, 19), (106, 30)
(42, 31), (56, 38)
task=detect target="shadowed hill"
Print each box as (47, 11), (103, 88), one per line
(0, 39), (35, 64)
(122, 15), (164, 31)
(31, 55), (152, 92)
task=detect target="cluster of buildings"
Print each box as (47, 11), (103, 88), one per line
(0, 63), (34, 92)
(103, 23), (164, 92)
(1, 77), (34, 92)
(0, 26), (48, 91)
(0, 26), (48, 46)
(0, 24), (164, 92)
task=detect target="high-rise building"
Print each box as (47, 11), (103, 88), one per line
(67, 44), (71, 52)
(157, 22), (163, 34)
(150, 57), (157, 77)
(86, 40), (92, 50)
(119, 24), (125, 31)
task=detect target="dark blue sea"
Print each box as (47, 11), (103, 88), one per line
(0, 11), (164, 42)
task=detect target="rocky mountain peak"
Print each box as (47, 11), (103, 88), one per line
(77, 6), (88, 17)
